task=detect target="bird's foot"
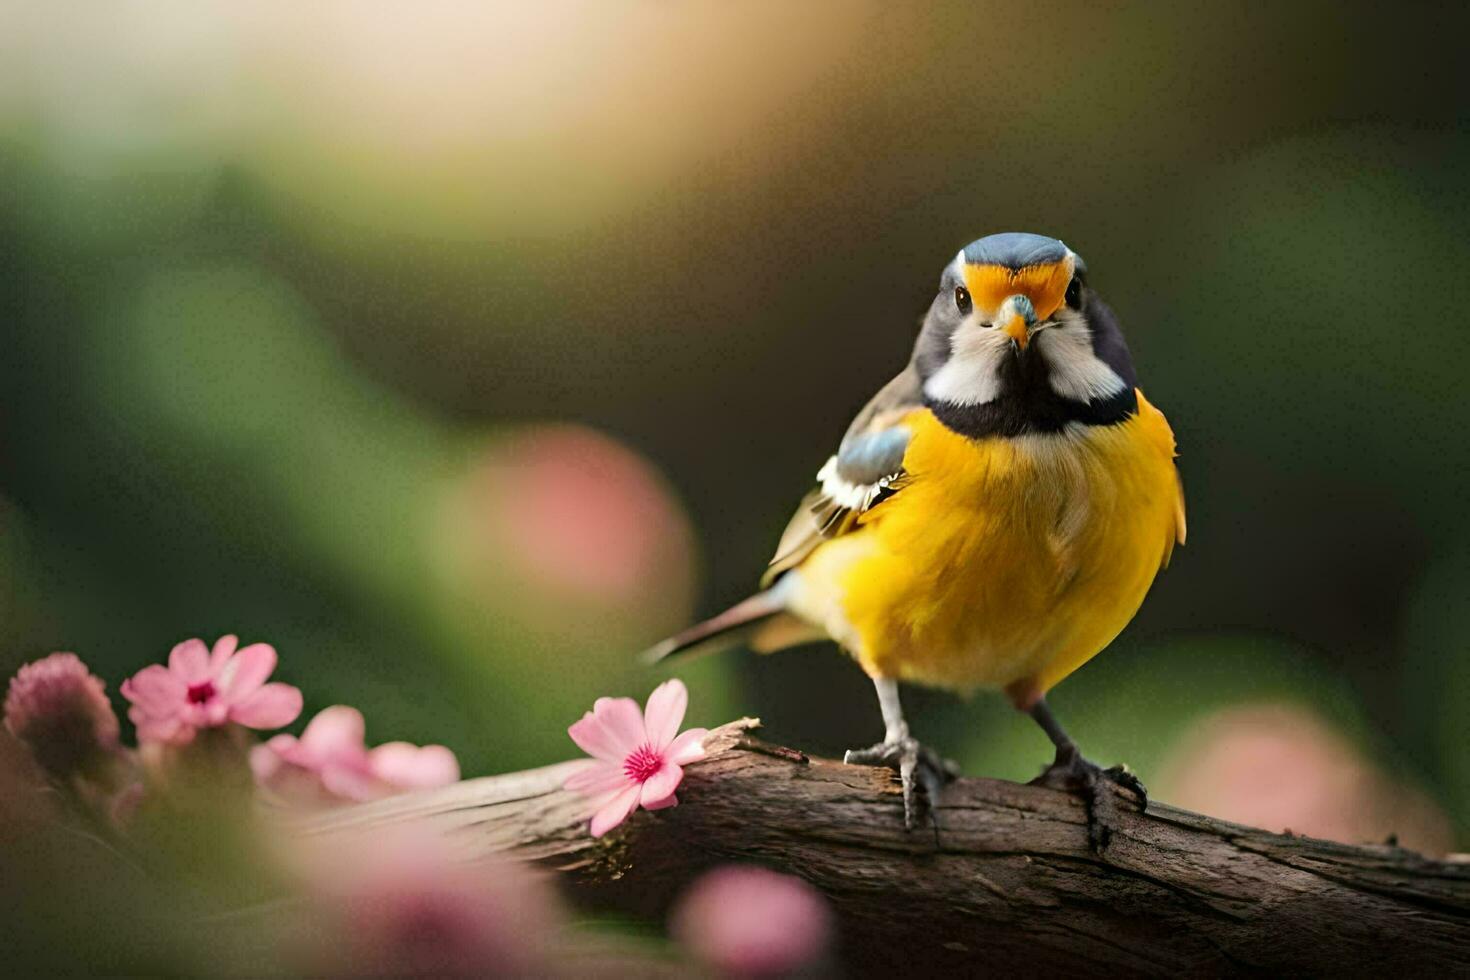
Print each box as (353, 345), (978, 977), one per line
(844, 734), (958, 832)
(1031, 749), (1147, 853)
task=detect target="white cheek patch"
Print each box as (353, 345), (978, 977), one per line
(1035, 312), (1126, 403)
(922, 320), (1010, 407)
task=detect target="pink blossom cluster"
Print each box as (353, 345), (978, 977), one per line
(6, 648), (835, 975)
(3, 636), (459, 817)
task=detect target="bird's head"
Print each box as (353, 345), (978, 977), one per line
(915, 232), (1138, 437)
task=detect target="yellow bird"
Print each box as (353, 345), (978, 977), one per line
(647, 232), (1185, 847)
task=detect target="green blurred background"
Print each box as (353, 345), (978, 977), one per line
(2, 2), (1466, 847)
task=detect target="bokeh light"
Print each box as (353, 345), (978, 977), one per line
(1155, 703), (1453, 853)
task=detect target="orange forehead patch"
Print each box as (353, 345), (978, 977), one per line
(963, 259), (1073, 320)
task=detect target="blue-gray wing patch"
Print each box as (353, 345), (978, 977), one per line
(821, 426), (911, 512)
(762, 366), (920, 586)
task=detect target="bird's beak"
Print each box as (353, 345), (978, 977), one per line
(999, 295), (1038, 350)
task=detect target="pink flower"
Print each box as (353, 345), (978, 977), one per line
(564, 679), (707, 837)
(251, 705), (460, 806)
(120, 635), (302, 745)
(3, 653), (121, 781)
(670, 866), (834, 977)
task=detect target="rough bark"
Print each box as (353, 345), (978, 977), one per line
(299, 720), (1470, 977)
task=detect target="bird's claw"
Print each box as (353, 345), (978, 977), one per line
(844, 735), (958, 833)
(1031, 752), (1147, 853)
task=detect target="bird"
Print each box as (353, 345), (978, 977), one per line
(645, 232), (1185, 849)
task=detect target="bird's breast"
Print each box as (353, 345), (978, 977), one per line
(830, 395), (1182, 694)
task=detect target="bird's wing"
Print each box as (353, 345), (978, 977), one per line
(761, 364), (921, 586)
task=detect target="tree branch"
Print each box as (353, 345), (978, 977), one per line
(298, 720), (1470, 975)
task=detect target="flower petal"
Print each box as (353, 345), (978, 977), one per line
(218, 643), (277, 699)
(591, 696), (646, 755)
(167, 639), (212, 683)
(665, 728), (708, 766)
(260, 731), (301, 761)
(642, 679), (689, 751)
(320, 761), (384, 802)
(299, 705), (367, 761)
(642, 793), (678, 812)
(369, 743), (460, 790)
(568, 711), (625, 763)
(208, 635), (239, 673)
(229, 682), (303, 729)
(589, 782), (641, 838)
(121, 665), (186, 711)
(564, 759), (629, 796)
(250, 742), (285, 781)
(639, 761), (684, 805)
(133, 712), (188, 745)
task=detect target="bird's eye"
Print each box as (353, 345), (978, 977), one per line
(1064, 276), (1083, 309)
(953, 285), (972, 316)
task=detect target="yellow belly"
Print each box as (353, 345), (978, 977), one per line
(793, 391), (1184, 702)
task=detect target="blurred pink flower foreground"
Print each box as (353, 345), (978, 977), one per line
(121, 635), (302, 744)
(253, 705), (460, 805)
(672, 865), (833, 977)
(299, 827), (564, 978)
(565, 679), (707, 837)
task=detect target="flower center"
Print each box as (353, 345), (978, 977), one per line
(623, 744), (663, 783)
(186, 681), (217, 705)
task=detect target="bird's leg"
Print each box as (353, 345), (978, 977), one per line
(843, 678), (957, 831)
(1027, 697), (1146, 852)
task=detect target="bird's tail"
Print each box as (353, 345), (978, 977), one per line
(641, 581), (818, 665)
